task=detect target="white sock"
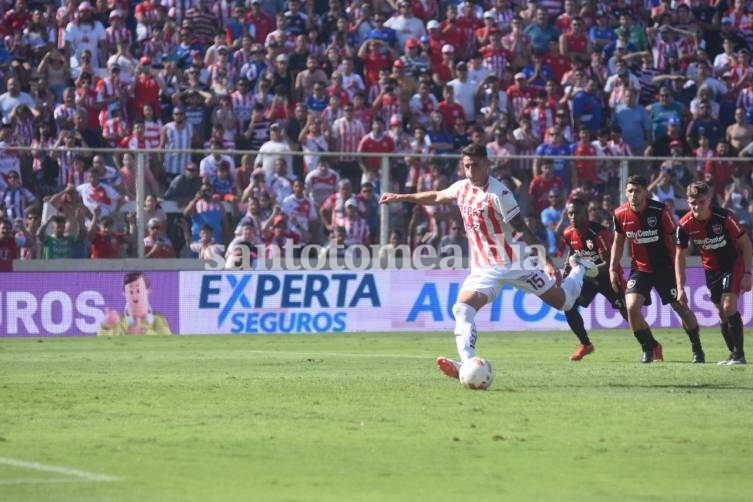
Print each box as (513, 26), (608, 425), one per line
(453, 303), (478, 362)
(561, 264), (585, 311)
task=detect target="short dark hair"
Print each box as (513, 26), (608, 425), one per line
(568, 198), (587, 210)
(626, 174), (648, 187)
(123, 271), (149, 289)
(461, 143), (487, 159)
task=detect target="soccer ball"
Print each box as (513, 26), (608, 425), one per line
(459, 357), (494, 390)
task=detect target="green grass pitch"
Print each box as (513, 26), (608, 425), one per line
(1, 330), (751, 502)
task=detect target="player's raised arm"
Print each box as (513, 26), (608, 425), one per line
(380, 190), (452, 206)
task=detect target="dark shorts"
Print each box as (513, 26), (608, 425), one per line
(577, 276), (625, 310)
(706, 262), (743, 304)
(625, 268), (678, 306)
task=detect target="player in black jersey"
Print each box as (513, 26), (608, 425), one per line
(562, 199), (628, 360)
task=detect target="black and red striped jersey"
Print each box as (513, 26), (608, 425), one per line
(676, 208), (746, 271)
(613, 199), (676, 273)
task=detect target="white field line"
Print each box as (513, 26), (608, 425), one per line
(0, 457), (122, 483)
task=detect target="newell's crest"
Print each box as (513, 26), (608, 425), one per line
(586, 239), (594, 250)
(627, 279), (637, 289)
(712, 224), (723, 235)
(647, 216), (658, 228)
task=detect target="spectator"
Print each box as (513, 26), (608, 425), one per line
(188, 223), (223, 260)
(529, 158), (565, 215)
(534, 126), (572, 191)
(184, 182), (226, 245)
(38, 214), (77, 259)
(160, 106), (199, 180)
(330, 103), (366, 184)
(1, 170), (37, 220)
(611, 87), (651, 154)
(255, 122), (292, 178)
(87, 209), (132, 259)
(357, 117), (395, 186)
(0, 77), (35, 119)
(687, 100), (724, 149)
(0, 218), (25, 271)
(541, 188), (565, 256)
(77, 168), (123, 218)
(164, 161), (202, 206)
(144, 217), (177, 258)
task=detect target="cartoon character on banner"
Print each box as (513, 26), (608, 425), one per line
(98, 272), (173, 336)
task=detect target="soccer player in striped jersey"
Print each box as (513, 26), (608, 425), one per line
(380, 144), (597, 380)
(676, 181), (753, 365)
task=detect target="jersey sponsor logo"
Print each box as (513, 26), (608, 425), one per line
(647, 216), (658, 228)
(693, 234), (728, 250)
(459, 204), (482, 217)
(625, 228), (659, 244)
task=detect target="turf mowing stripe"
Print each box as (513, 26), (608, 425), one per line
(0, 478), (101, 485)
(0, 457), (122, 482)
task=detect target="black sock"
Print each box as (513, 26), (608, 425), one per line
(721, 322), (735, 353)
(634, 329), (657, 351)
(565, 308), (591, 345)
(684, 326), (702, 353)
(728, 312), (745, 358)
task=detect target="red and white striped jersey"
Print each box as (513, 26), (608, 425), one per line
(523, 105), (556, 141)
(144, 119), (162, 148)
(441, 177), (522, 268)
(480, 45), (511, 79)
(161, 0), (195, 22)
(304, 168), (340, 206)
(345, 216), (370, 246)
(104, 26), (131, 49)
(281, 194), (317, 233)
(331, 117), (366, 161)
(652, 39), (680, 70)
(208, 62), (237, 87)
(54, 103), (79, 128)
(103, 117), (129, 146)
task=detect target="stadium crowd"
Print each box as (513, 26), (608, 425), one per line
(1, 0), (753, 266)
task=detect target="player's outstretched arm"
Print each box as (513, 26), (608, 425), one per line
(379, 190), (451, 206)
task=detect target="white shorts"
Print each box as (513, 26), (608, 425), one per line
(460, 264), (556, 303)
